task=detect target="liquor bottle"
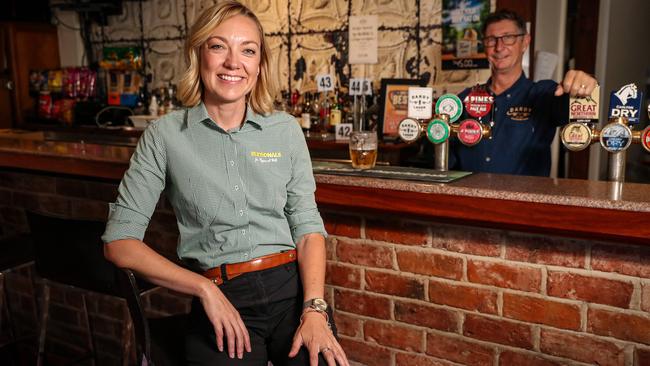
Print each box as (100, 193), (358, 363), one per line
(309, 92), (322, 137)
(329, 91), (342, 132)
(301, 92), (312, 135)
(319, 92), (331, 136)
(290, 90), (302, 117)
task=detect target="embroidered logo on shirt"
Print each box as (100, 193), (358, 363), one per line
(506, 106), (532, 121)
(251, 151), (282, 163)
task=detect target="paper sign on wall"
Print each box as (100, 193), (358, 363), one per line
(349, 15), (378, 64)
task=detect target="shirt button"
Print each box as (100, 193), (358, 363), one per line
(241, 229), (246, 235)
(485, 156), (491, 162)
(243, 253), (249, 258)
(234, 185), (239, 191)
(506, 94), (511, 98)
(230, 160), (235, 166)
(494, 107), (498, 112)
(239, 209), (244, 216)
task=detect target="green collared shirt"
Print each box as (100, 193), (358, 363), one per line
(102, 102), (326, 271)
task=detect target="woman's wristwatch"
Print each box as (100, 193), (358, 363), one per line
(303, 298), (328, 312)
(301, 298), (330, 328)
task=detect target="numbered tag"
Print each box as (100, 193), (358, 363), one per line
(350, 78), (372, 96)
(335, 123), (353, 141)
(317, 74), (335, 92)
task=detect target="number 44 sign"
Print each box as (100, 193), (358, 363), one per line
(349, 78), (372, 95)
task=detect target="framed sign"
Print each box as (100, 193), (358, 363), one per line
(378, 78), (425, 140)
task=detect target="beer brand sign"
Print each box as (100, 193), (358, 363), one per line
(570, 86), (599, 123)
(608, 83), (644, 124)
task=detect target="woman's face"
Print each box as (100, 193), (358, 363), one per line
(200, 15), (262, 108)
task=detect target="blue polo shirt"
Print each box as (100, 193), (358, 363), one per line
(449, 73), (569, 176)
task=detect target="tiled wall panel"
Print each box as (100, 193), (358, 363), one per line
(87, 0), (494, 95)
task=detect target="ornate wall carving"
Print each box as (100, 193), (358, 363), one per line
(88, 0), (493, 96)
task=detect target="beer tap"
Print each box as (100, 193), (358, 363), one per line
(561, 84), (649, 182)
(397, 88), (492, 172)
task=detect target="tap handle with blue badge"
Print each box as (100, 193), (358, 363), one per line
(608, 83), (644, 125)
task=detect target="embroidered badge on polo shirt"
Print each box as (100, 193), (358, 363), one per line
(506, 106), (532, 121)
(251, 151), (282, 163)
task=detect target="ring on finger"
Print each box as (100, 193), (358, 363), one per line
(579, 84), (586, 89)
(321, 347), (331, 353)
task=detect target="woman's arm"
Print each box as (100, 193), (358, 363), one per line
(104, 238), (251, 359)
(288, 233), (349, 366)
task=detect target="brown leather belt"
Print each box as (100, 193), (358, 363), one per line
(202, 249), (297, 285)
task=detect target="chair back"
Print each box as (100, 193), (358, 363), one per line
(116, 268), (187, 366)
(25, 211), (116, 295)
(116, 268), (153, 365)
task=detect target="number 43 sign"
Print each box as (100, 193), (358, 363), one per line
(316, 74), (335, 92)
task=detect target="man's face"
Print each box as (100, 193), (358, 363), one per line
(484, 19), (530, 75)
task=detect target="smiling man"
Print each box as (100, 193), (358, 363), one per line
(449, 9), (598, 176)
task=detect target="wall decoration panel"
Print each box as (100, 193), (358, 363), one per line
(78, 0), (493, 96)
(289, 0), (349, 33)
(142, 0), (185, 39)
(148, 40), (186, 87)
(350, 0), (418, 28)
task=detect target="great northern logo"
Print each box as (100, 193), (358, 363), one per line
(251, 151), (282, 163)
(506, 106), (532, 121)
(569, 85), (599, 122)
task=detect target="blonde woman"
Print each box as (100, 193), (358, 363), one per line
(103, 2), (348, 365)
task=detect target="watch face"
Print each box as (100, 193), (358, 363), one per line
(312, 298), (328, 311)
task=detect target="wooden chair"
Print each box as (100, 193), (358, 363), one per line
(116, 268), (187, 366)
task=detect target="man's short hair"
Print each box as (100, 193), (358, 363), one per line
(482, 9), (527, 35)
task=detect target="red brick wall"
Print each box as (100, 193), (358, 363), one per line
(3, 169), (650, 365)
(322, 212), (650, 366)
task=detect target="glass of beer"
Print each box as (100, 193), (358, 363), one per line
(349, 131), (378, 169)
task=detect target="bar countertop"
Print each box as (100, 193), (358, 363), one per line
(1, 129), (648, 244)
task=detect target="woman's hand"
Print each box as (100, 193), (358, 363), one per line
(198, 281), (251, 359)
(289, 311), (349, 366)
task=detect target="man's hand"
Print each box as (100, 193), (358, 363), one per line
(555, 70), (598, 97)
(289, 311), (349, 366)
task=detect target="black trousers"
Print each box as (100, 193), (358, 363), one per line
(185, 261), (335, 365)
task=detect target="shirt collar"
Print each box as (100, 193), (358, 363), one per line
(486, 72), (532, 97)
(186, 101), (264, 131)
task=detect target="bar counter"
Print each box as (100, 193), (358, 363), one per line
(1, 129), (648, 245)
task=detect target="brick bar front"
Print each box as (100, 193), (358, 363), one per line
(1, 136), (650, 366)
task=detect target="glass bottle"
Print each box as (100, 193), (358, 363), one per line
(309, 92), (322, 137)
(329, 91), (342, 132)
(301, 92), (312, 135)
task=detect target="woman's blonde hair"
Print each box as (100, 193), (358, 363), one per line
(177, 1), (277, 115)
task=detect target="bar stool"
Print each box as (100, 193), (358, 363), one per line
(26, 211), (134, 366)
(116, 268), (186, 366)
(0, 234), (37, 365)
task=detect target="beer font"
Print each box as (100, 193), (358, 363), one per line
(397, 86), (492, 171)
(561, 84), (650, 182)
